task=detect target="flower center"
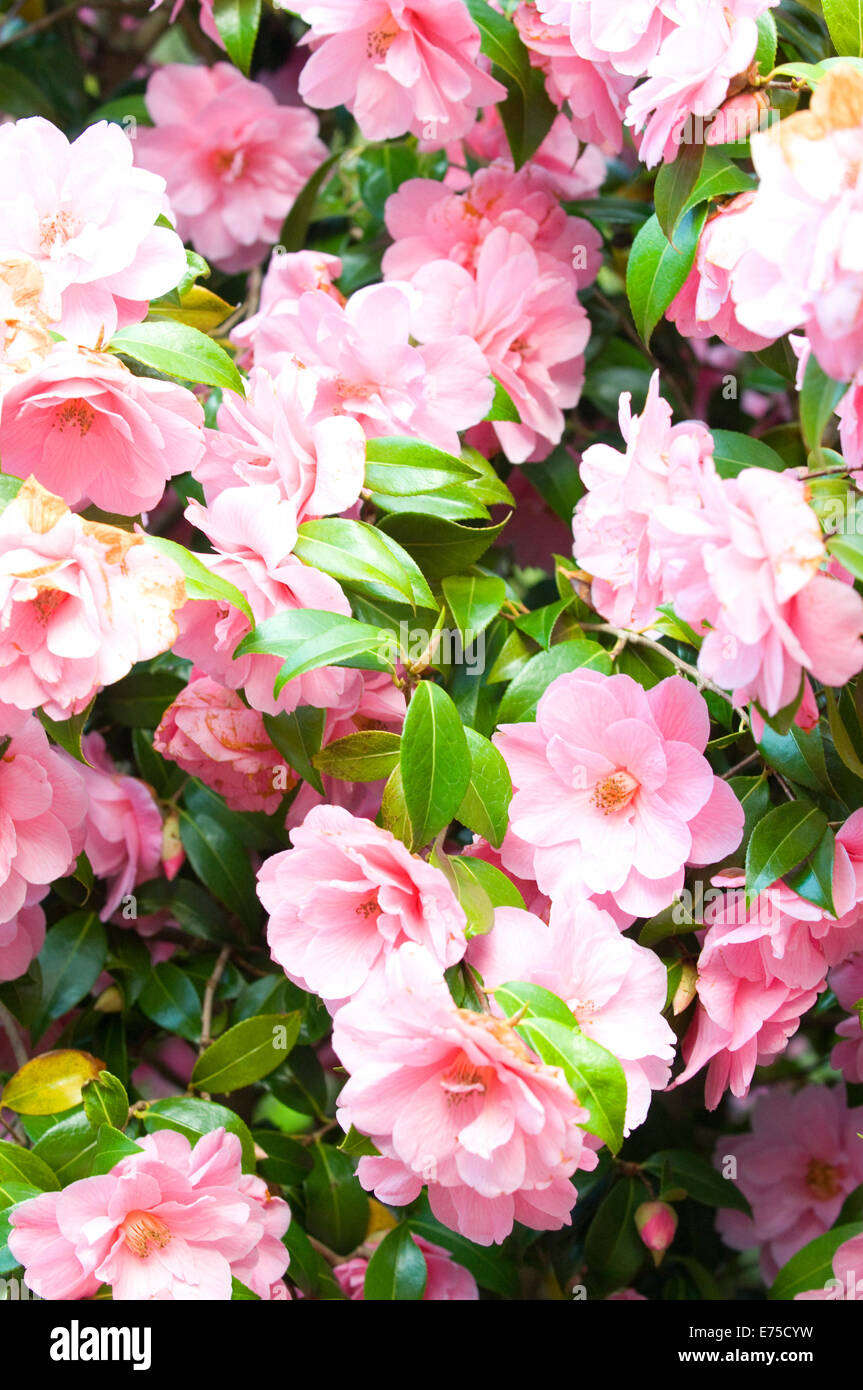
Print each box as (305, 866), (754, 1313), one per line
(591, 770), (639, 816)
(38, 210), (80, 251)
(440, 1054), (487, 1105)
(805, 1158), (845, 1201)
(52, 398), (96, 436)
(354, 893), (380, 921)
(30, 587), (67, 624)
(213, 148), (246, 182)
(366, 14), (400, 59)
(120, 1210), (172, 1259)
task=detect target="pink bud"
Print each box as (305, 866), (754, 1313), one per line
(635, 1201), (677, 1265)
(161, 813), (185, 881)
(706, 91), (770, 146)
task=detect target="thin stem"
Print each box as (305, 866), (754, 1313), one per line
(0, 999), (27, 1070)
(0, 0), (148, 51)
(721, 750), (761, 780)
(579, 621), (747, 717)
(199, 945), (231, 1055)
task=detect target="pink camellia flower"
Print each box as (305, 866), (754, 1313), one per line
(257, 804), (467, 1006)
(572, 370), (714, 628)
(249, 279), (494, 457)
(155, 673), (288, 815)
(334, 1233), (479, 1300)
(829, 954), (863, 1084)
(536, 0), (674, 76)
(666, 195), (775, 353)
(635, 1200), (677, 1263)
(409, 226), (590, 462)
(624, 1), (774, 168)
(728, 66), (863, 380)
(382, 163), (601, 289)
(513, 3), (633, 151)
(0, 886), (48, 985)
(454, 109), (607, 204)
(0, 116), (186, 346)
(796, 1233), (863, 1300)
(0, 706), (86, 923)
(467, 895), (675, 1133)
(714, 1084), (863, 1282)
(70, 732), (163, 922)
(333, 942), (598, 1246)
(149, 0), (222, 48)
(0, 478), (186, 720)
(650, 462), (863, 715)
(295, 0), (506, 144)
(8, 1127), (290, 1300)
(0, 343), (204, 514)
(494, 669), (743, 917)
(231, 248), (345, 367)
(135, 63), (327, 273)
(194, 362), (366, 519)
(173, 483), (363, 718)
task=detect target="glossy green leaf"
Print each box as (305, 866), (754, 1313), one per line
(364, 1225), (428, 1300)
(191, 1012), (301, 1093)
(745, 800), (829, 904)
(455, 726), (512, 847)
(212, 0), (261, 74)
(626, 207), (707, 345)
(110, 321), (244, 394)
(314, 730), (401, 782)
(400, 681), (471, 847)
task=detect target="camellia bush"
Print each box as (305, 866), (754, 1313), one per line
(3, 0), (863, 1308)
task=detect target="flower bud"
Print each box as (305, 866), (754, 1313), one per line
(706, 91), (770, 147)
(635, 1200), (677, 1265)
(161, 812), (184, 880)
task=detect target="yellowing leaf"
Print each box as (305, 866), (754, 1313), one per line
(150, 286), (235, 333)
(1, 1049), (106, 1115)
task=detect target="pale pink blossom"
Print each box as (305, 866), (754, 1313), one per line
(667, 194), (774, 352)
(173, 483), (362, 718)
(572, 370), (714, 628)
(536, 0), (674, 76)
(258, 804), (467, 1005)
(409, 226), (590, 462)
(454, 109), (607, 202)
(333, 942), (597, 1245)
(494, 669), (743, 917)
(715, 1084), (863, 1282)
(728, 65), (863, 380)
(194, 362), (365, 519)
(796, 1233), (863, 1299)
(71, 732), (163, 922)
(8, 1127), (290, 1300)
(0, 343), (204, 514)
(155, 673), (287, 814)
(467, 895), (675, 1132)
(249, 280), (494, 456)
(829, 954), (863, 1084)
(382, 162), (601, 288)
(295, 0), (506, 144)
(136, 63), (327, 273)
(334, 1234), (479, 1300)
(231, 249), (344, 366)
(0, 886), (47, 984)
(0, 116), (186, 346)
(514, 3), (633, 150)
(650, 462), (863, 715)
(0, 479), (186, 720)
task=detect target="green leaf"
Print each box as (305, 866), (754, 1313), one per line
(583, 1179), (644, 1295)
(710, 429), (787, 478)
(314, 731), (401, 782)
(770, 1222), (863, 1300)
(134, 878), (232, 945)
(338, 1126), (380, 1160)
(728, 773), (771, 850)
(138, 962), (202, 1041)
(784, 825), (837, 915)
(263, 707), (326, 797)
(304, 1143), (369, 1256)
(442, 572), (506, 646)
(524, 445), (583, 522)
(212, 0), (261, 74)
(364, 436), (476, 490)
(235, 610), (396, 690)
(252, 1128), (314, 1187)
(110, 321), (243, 394)
(450, 855), (525, 911)
(408, 1198), (520, 1296)
(517, 1017), (627, 1153)
(758, 719), (834, 795)
(513, 599), (571, 651)
(0, 474), (24, 513)
(654, 139), (706, 242)
(178, 807), (262, 925)
(799, 351), (847, 455)
(755, 9), (779, 71)
(32, 1112), (99, 1185)
(400, 681), (471, 847)
(34, 912), (107, 1032)
(745, 800), (829, 904)
(826, 686), (863, 780)
(456, 726), (512, 847)
(467, 0), (555, 169)
(823, 0), (863, 57)
(99, 667), (185, 727)
(294, 519), (435, 611)
(364, 1225), (428, 1300)
(36, 700), (95, 764)
(447, 857), (494, 938)
(279, 151), (342, 253)
(282, 1219), (347, 1299)
(626, 207), (707, 345)
(191, 1013), (301, 1093)
(378, 513), (509, 581)
(643, 1149), (751, 1214)
(82, 1072), (129, 1132)
(484, 376), (521, 422)
(496, 641), (613, 724)
(90, 1125), (144, 1176)
(494, 980), (577, 1030)
(143, 1096), (256, 1170)
(381, 763), (413, 848)
(0, 1140), (60, 1192)
(0, 63), (56, 118)
(145, 535), (253, 623)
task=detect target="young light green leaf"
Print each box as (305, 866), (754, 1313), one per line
(314, 731), (401, 782)
(212, 0), (261, 75)
(110, 321), (244, 394)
